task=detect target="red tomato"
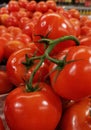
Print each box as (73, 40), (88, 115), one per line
(49, 46), (91, 101)
(4, 82), (62, 130)
(15, 33), (32, 44)
(8, 1), (20, 12)
(4, 15), (18, 27)
(18, 0), (28, 8)
(36, 1), (48, 13)
(0, 117), (5, 130)
(2, 32), (14, 41)
(60, 97), (91, 130)
(68, 8), (80, 19)
(0, 70), (13, 94)
(46, 0), (57, 11)
(6, 46), (40, 87)
(26, 0), (37, 12)
(32, 13), (76, 55)
(4, 40), (26, 59)
(7, 26), (22, 38)
(80, 25), (91, 36)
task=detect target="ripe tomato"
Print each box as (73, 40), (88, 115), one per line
(0, 70), (13, 94)
(6, 46), (40, 87)
(0, 26), (7, 36)
(26, 0), (37, 12)
(4, 40), (26, 59)
(0, 46), (4, 62)
(0, 117), (5, 130)
(4, 82), (62, 130)
(60, 97), (91, 130)
(32, 13), (76, 55)
(46, 0), (57, 11)
(68, 8), (80, 19)
(36, 1), (48, 13)
(49, 46), (91, 101)
(8, 1), (20, 12)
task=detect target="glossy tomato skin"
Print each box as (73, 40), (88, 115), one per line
(60, 97), (91, 130)
(32, 13), (76, 55)
(4, 82), (62, 130)
(6, 46), (41, 87)
(49, 46), (91, 101)
(0, 117), (5, 130)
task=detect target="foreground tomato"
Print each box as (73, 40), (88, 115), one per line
(32, 13), (76, 55)
(49, 46), (91, 101)
(6, 46), (41, 87)
(0, 117), (5, 130)
(4, 82), (62, 130)
(60, 97), (91, 130)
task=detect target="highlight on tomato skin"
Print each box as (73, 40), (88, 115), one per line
(4, 82), (62, 130)
(59, 97), (91, 130)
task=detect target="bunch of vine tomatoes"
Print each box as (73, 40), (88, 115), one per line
(0, 0), (91, 130)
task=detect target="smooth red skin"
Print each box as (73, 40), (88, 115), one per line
(0, 7), (9, 14)
(0, 70), (13, 94)
(0, 26), (7, 36)
(68, 8), (80, 19)
(60, 97), (91, 130)
(32, 13), (76, 55)
(0, 118), (5, 130)
(46, 0), (57, 11)
(6, 47), (40, 87)
(4, 83), (62, 130)
(49, 46), (91, 101)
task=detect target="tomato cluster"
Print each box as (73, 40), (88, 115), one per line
(0, 0), (91, 130)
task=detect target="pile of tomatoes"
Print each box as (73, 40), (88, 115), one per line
(0, 0), (91, 130)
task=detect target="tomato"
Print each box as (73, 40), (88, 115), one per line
(60, 97), (91, 130)
(4, 15), (18, 27)
(4, 40), (26, 59)
(0, 117), (5, 130)
(36, 1), (48, 13)
(6, 46), (40, 87)
(15, 33), (32, 44)
(46, 0), (57, 11)
(68, 8), (80, 19)
(32, 13), (76, 55)
(7, 26), (22, 38)
(80, 25), (91, 36)
(4, 82), (62, 130)
(26, 0), (37, 12)
(8, 1), (20, 12)
(2, 32), (14, 41)
(49, 46), (91, 101)
(18, 0), (28, 8)
(0, 70), (13, 94)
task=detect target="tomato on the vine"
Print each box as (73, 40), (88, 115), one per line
(4, 82), (62, 130)
(49, 46), (91, 101)
(32, 13), (76, 55)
